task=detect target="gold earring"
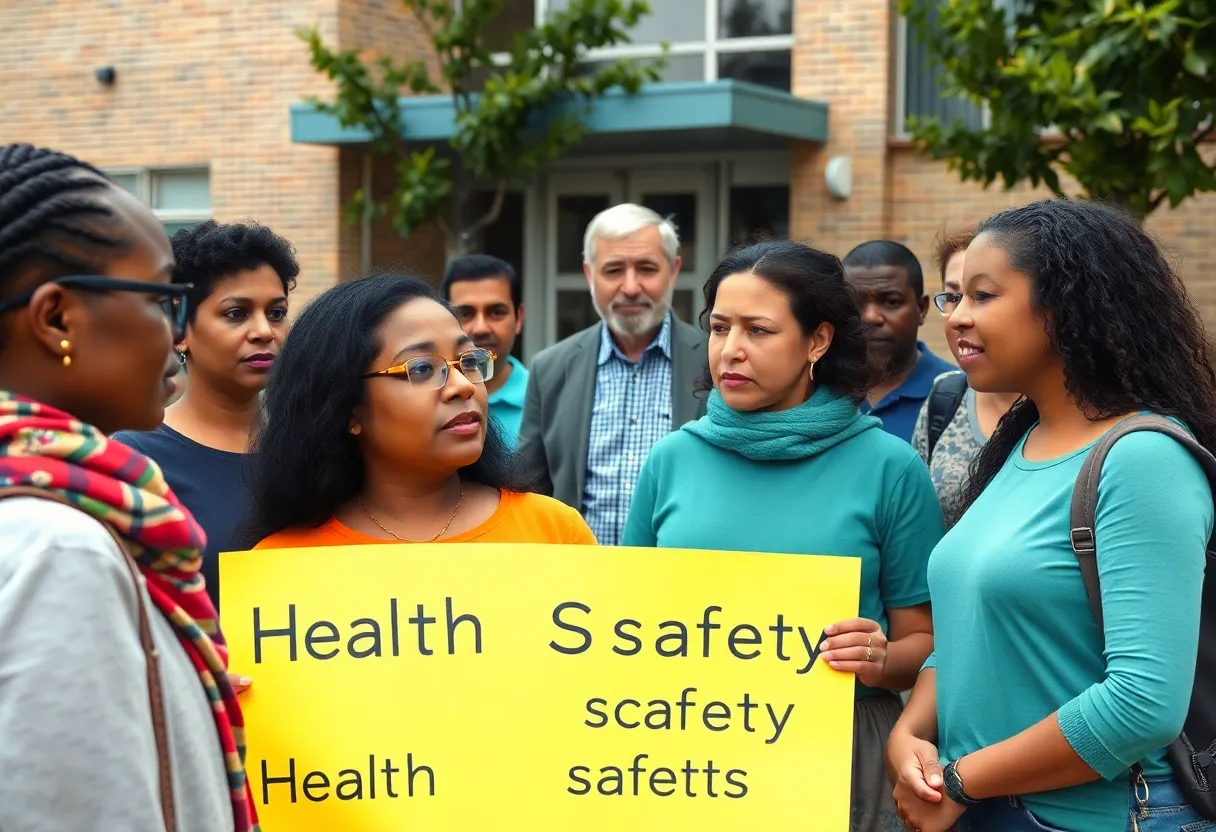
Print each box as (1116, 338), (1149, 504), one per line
(809, 361), (816, 382)
(60, 339), (71, 368)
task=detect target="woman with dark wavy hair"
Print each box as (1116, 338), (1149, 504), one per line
(244, 273), (594, 549)
(622, 240), (943, 832)
(887, 199), (1216, 832)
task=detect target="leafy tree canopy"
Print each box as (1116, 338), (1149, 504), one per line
(900, 0), (1216, 216)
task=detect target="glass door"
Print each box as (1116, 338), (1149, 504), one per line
(545, 173), (625, 345)
(543, 168), (716, 346)
(626, 169), (716, 328)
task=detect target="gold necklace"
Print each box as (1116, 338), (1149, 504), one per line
(357, 485), (466, 543)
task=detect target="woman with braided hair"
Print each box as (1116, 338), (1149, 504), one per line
(0, 144), (257, 831)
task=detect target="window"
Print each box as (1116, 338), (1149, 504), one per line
(532, 0), (795, 91)
(897, 0), (1029, 136)
(728, 185), (789, 248)
(108, 168), (211, 236)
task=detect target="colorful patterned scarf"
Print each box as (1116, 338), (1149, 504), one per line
(0, 392), (258, 831)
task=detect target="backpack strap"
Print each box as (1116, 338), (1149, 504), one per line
(1069, 414), (1216, 635)
(0, 486), (178, 832)
(925, 371), (969, 461)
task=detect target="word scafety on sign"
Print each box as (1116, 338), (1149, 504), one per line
(220, 542), (860, 830)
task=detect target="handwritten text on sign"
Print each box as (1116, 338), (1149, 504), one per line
(220, 543), (861, 830)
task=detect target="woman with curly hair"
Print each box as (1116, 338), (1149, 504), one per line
(887, 199), (1216, 832)
(115, 220), (298, 614)
(622, 240), (943, 832)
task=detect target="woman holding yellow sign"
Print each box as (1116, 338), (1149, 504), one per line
(622, 240), (943, 832)
(244, 273), (595, 548)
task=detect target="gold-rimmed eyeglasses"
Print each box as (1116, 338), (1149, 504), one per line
(361, 348), (496, 390)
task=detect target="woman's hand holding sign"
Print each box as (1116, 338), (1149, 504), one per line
(817, 618), (888, 688)
(821, 605), (934, 692)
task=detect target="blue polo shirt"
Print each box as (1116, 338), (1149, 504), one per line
(489, 355), (529, 449)
(861, 341), (956, 444)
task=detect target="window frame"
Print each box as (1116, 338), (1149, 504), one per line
(894, 14), (991, 139)
(523, 0), (795, 85)
(105, 167), (212, 230)
(894, 1), (1063, 140)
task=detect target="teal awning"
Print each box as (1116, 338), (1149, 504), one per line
(290, 80), (828, 153)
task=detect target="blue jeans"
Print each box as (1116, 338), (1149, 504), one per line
(953, 778), (1216, 832)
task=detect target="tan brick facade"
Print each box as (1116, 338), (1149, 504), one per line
(792, 1), (1216, 361)
(0, 0), (438, 305)
(4, 0), (1212, 353)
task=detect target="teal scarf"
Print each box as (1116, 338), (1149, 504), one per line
(682, 387), (880, 461)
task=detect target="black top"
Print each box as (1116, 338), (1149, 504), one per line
(113, 424), (250, 612)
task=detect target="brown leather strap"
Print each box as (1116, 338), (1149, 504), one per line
(0, 486), (178, 832)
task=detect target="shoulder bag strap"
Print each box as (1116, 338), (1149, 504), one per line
(1070, 414), (1216, 636)
(926, 371), (969, 460)
(0, 485), (178, 832)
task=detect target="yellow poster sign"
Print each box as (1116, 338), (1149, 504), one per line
(220, 544), (861, 830)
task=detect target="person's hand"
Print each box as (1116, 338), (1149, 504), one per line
(887, 731), (962, 832)
(819, 617), (888, 688)
(227, 673), (253, 695)
(898, 793), (965, 832)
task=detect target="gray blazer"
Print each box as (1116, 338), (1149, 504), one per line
(517, 318), (708, 510)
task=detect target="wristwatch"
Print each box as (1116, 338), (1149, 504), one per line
(942, 759), (982, 806)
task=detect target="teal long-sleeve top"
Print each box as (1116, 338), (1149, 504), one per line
(621, 427), (944, 698)
(924, 426), (1213, 831)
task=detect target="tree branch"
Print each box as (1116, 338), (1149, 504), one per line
(463, 180), (508, 238)
(436, 213), (456, 247)
(368, 99), (408, 161)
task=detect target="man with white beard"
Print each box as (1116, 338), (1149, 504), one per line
(518, 203), (707, 545)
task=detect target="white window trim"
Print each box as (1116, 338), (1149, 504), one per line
(106, 166), (211, 227)
(510, 0), (793, 85)
(894, 15), (909, 138)
(894, 15), (995, 138)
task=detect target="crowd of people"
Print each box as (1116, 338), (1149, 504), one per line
(0, 141), (1212, 832)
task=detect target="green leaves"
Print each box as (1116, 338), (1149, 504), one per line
(900, 0), (1216, 218)
(302, 0), (662, 251)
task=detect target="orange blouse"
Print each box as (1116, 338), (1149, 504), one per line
(253, 490), (597, 549)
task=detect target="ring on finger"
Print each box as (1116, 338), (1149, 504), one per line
(866, 645), (874, 662)
(867, 634), (873, 647)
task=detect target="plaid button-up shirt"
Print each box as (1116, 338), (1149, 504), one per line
(582, 315), (674, 546)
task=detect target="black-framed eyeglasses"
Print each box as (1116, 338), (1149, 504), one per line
(0, 275), (194, 341)
(933, 291), (963, 315)
(362, 348), (497, 390)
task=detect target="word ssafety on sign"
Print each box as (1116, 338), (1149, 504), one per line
(221, 543), (861, 830)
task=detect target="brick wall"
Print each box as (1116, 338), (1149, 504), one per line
(0, 0), (346, 304)
(334, 1), (452, 285)
(790, 0), (896, 256)
(0, 0), (446, 307)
